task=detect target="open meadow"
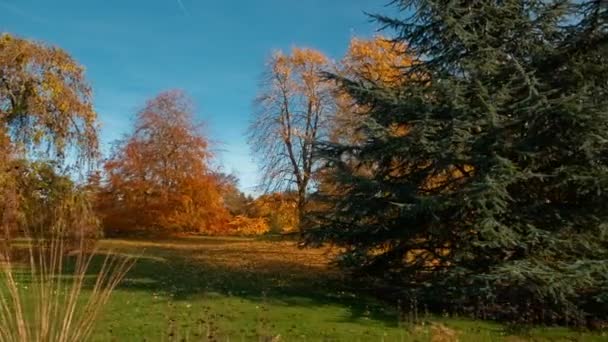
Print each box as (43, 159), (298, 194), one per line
(2, 0), (607, 340)
(38, 237), (599, 341)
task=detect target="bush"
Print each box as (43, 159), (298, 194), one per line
(228, 215), (270, 236)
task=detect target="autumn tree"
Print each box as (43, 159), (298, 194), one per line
(342, 36), (411, 85)
(249, 48), (334, 226)
(0, 33), (99, 241)
(249, 192), (299, 233)
(11, 160), (100, 243)
(0, 129), (17, 238)
(0, 33), (98, 162)
(213, 172), (251, 216)
(100, 90), (229, 235)
(315, 37), (414, 202)
(332, 36), (412, 144)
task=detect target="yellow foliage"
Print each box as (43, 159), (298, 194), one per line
(254, 47), (333, 218)
(343, 36), (412, 86)
(388, 123), (411, 137)
(0, 33), (98, 161)
(250, 193), (299, 233)
(331, 36), (414, 144)
(291, 48), (328, 66)
(228, 215), (270, 236)
(422, 164), (475, 192)
(404, 247), (451, 268)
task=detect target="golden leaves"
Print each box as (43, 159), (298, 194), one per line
(343, 36), (412, 86)
(421, 165), (475, 192)
(330, 36), (414, 145)
(0, 33), (98, 162)
(228, 215), (270, 236)
(269, 47), (331, 95)
(249, 193), (299, 233)
(388, 123), (411, 137)
(291, 48), (328, 66)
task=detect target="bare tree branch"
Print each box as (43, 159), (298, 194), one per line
(248, 49), (335, 224)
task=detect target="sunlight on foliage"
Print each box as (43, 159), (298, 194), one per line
(98, 90), (230, 235)
(0, 33), (98, 162)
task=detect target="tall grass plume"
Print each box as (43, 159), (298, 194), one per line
(0, 189), (135, 342)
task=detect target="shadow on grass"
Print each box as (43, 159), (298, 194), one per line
(62, 238), (400, 328)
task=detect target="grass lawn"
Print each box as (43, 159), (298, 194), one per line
(5, 236), (607, 341)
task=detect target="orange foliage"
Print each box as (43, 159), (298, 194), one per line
(249, 193), (299, 233)
(342, 36), (412, 86)
(332, 36), (413, 144)
(338, 37), (473, 192)
(98, 90), (230, 236)
(227, 215), (270, 236)
(421, 164), (475, 192)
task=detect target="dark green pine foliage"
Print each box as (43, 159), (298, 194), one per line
(306, 0), (608, 324)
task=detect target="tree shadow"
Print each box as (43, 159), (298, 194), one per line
(70, 238), (400, 327)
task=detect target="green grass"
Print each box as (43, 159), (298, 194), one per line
(6, 236), (607, 341)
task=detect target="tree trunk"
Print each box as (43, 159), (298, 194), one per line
(296, 188), (306, 232)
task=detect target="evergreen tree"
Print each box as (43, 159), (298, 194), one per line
(306, 0), (608, 324)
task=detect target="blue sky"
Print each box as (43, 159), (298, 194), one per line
(0, 0), (393, 193)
